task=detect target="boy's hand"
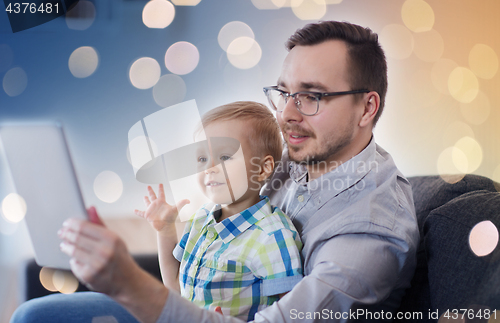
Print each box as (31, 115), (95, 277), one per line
(134, 184), (189, 232)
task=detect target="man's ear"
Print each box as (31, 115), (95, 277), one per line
(257, 155), (275, 182)
(359, 92), (380, 128)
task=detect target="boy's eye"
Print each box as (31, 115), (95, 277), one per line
(220, 155), (232, 161)
(198, 156), (207, 163)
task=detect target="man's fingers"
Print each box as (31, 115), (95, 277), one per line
(62, 218), (111, 242)
(87, 206), (104, 226)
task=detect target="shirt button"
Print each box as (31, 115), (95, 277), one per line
(218, 262), (224, 269)
(207, 231), (215, 239)
(193, 259), (199, 266)
(297, 195), (304, 202)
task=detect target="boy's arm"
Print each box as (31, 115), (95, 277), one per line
(157, 225), (181, 292)
(135, 184), (189, 292)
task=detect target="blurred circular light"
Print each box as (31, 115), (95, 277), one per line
(218, 21), (255, 52)
(469, 44), (499, 80)
(171, 0), (201, 5)
(431, 58), (459, 95)
(469, 221), (499, 257)
(227, 37), (262, 69)
(142, 0), (175, 29)
(53, 270), (79, 294)
(448, 67), (479, 103)
(152, 74), (186, 107)
(442, 121), (474, 148)
(40, 267), (58, 292)
(68, 46), (99, 78)
(251, 0), (283, 9)
(413, 29), (444, 62)
(129, 57), (161, 90)
(3, 67), (27, 97)
(460, 91), (490, 125)
(401, 0), (434, 32)
(0, 44), (14, 73)
(291, 0), (326, 20)
(453, 136), (482, 173)
(379, 24), (414, 60)
(1, 193), (27, 223)
(93, 171), (123, 203)
(437, 147), (466, 182)
(165, 42), (200, 75)
(65, 0), (96, 31)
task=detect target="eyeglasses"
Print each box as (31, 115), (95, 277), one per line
(263, 86), (370, 116)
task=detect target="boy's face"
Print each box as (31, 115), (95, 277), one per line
(195, 120), (261, 205)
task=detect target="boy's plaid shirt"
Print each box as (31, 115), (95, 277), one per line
(173, 196), (303, 321)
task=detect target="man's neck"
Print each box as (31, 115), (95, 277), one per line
(306, 134), (372, 181)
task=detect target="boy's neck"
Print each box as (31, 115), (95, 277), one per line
(217, 193), (261, 223)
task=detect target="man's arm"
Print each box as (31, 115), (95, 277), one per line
(155, 232), (412, 323)
(59, 211), (412, 323)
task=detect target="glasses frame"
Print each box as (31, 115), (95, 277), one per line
(263, 86), (370, 116)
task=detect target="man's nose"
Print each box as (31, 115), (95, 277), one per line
(280, 95), (303, 123)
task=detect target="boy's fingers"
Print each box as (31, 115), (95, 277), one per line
(158, 184), (165, 200)
(144, 196), (151, 207)
(176, 199), (190, 212)
(134, 209), (144, 218)
(147, 186), (157, 201)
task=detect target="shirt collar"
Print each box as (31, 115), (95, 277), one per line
(202, 196), (272, 244)
(288, 136), (377, 197)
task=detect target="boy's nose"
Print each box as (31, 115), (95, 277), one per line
(205, 165), (220, 174)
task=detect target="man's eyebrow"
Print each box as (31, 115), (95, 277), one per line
(277, 79), (286, 88)
(300, 82), (329, 92)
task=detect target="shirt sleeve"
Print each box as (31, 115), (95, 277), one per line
(157, 231), (412, 323)
(172, 220), (193, 262)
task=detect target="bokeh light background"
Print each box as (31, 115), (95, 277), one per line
(1, 0), (500, 321)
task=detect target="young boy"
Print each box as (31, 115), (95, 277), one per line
(134, 101), (303, 321)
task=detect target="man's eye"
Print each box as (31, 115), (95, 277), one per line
(198, 156), (207, 163)
(304, 94), (317, 102)
(220, 155), (232, 161)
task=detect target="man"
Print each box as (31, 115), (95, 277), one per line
(11, 21), (418, 323)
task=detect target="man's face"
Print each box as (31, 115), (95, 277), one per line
(276, 40), (365, 164)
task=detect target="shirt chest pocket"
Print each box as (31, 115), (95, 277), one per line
(195, 258), (253, 283)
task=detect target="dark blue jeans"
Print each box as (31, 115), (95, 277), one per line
(10, 292), (139, 323)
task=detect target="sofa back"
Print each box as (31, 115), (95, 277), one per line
(397, 175), (500, 322)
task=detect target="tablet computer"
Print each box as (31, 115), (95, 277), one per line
(0, 122), (89, 270)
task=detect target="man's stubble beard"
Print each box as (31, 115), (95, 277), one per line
(285, 122), (354, 166)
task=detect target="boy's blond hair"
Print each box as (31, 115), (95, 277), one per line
(201, 101), (282, 164)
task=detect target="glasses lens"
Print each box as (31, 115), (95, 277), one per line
(267, 89), (286, 111)
(295, 93), (319, 115)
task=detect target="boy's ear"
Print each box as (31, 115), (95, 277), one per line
(257, 155), (275, 182)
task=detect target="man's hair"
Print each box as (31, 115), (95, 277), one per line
(286, 21), (388, 126)
(201, 101), (282, 164)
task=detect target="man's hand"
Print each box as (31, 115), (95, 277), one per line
(58, 208), (138, 297)
(58, 207), (169, 323)
(134, 184), (189, 231)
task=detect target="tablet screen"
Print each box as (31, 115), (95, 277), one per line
(0, 123), (88, 269)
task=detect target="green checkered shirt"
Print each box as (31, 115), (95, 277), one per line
(173, 196), (303, 321)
